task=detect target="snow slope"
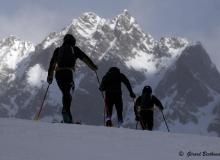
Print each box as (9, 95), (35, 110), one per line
(0, 118), (220, 160)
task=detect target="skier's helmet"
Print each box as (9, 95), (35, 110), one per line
(142, 86), (152, 95)
(108, 67), (120, 74)
(63, 34), (76, 46)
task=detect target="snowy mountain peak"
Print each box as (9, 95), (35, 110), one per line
(123, 9), (129, 15)
(119, 9), (134, 21)
(40, 12), (103, 49)
(0, 36), (35, 71)
(159, 37), (188, 49)
(114, 9), (137, 32)
(187, 41), (203, 48)
(0, 35), (34, 49)
(179, 42), (217, 72)
(0, 35), (18, 46)
(71, 12), (103, 37)
(79, 12), (101, 23)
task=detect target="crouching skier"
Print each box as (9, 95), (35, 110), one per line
(134, 86), (164, 130)
(47, 34), (98, 123)
(99, 67), (136, 127)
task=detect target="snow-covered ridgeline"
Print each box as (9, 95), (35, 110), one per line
(0, 36), (35, 70)
(0, 36), (35, 84)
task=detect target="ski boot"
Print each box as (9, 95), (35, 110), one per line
(62, 111), (73, 124)
(118, 120), (123, 128)
(106, 120), (113, 127)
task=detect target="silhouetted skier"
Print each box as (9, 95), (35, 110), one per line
(47, 34), (98, 123)
(99, 67), (136, 127)
(134, 86), (164, 130)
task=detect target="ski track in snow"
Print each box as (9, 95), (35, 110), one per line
(0, 118), (220, 160)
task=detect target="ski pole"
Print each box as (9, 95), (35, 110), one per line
(161, 110), (170, 132)
(136, 121), (139, 130)
(95, 71), (104, 98)
(133, 98), (139, 130)
(34, 84), (50, 121)
(94, 71), (106, 126)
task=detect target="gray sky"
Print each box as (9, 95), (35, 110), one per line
(0, 0), (220, 69)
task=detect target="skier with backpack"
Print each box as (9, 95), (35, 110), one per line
(99, 67), (136, 127)
(47, 34), (98, 123)
(134, 86), (164, 130)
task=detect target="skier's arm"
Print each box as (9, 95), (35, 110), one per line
(76, 47), (98, 71)
(134, 97), (141, 114)
(153, 95), (164, 110)
(134, 97), (141, 121)
(121, 73), (136, 98)
(47, 48), (59, 84)
(99, 76), (106, 91)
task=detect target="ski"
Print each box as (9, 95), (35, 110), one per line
(52, 120), (82, 125)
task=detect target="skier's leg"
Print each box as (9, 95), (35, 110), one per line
(140, 111), (148, 130)
(55, 70), (74, 123)
(105, 95), (114, 126)
(115, 96), (123, 126)
(140, 120), (146, 130)
(146, 111), (154, 131)
(61, 83), (74, 123)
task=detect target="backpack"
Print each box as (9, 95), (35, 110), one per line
(139, 94), (154, 109)
(56, 45), (76, 68)
(101, 69), (121, 93)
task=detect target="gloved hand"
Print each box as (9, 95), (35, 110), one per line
(47, 76), (53, 84)
(99, 86), (104, 91)
(93, 64), (98, 71)
(82, 57), (98, 71)
(160, 106), (164, 111)
(130, 92), (136, 98)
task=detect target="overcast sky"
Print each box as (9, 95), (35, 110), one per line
(0, 0), (220, 69)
